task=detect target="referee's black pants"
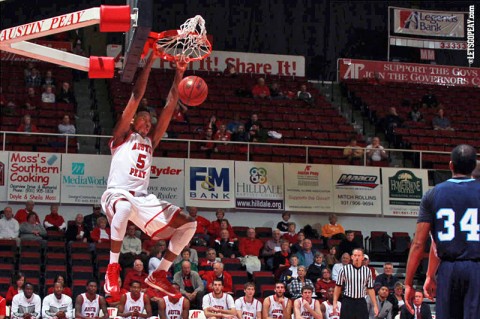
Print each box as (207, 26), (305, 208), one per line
(340, 296), (369, 319)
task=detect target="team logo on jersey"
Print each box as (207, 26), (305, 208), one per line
(72, 162), (85, 175)
(336, 174), (378, 188)
(388, 170), (423, 199)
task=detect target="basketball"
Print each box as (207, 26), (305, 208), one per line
(178, 76), (208, 106)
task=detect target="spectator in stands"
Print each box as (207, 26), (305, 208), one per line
(325, 246), (339, 270)
(46, 274), (73, 297)
(171, 102), (189, 123)
(89, 216), (111, 244)
(214, 124), (232, 143)
(206, 114), (220, 135)
(14, 201), (40, 228)
(57, 82), (75, 104)
(315, 268), (335, 302)
(231, 124), (249, 142)
(123, 259), (148, 291)
(6, 273), (24, 305)
(208, 209), (232, 237)
(223, 62), (237, 77)
(173, 243), (199, 266)
(0, 206), (20, 242)
(200, 127), (217, 157)
(280, 255), (300, 285)
(148, 241), (166, 275)
(202, 262), (233, 294)
(198, 248), (221, 276)
(374, 262), (398, 293)
(0, 87), (17, 115)
(58, 115), (76, 134)
(388, 281), (405, 318)
(273, 240), (292, 275)
(215, 229), (239, 258)
(174, 248), (199, 274)
(119, 224), (142, 270)
(296, 239), (318, 268)
(41, 85), (56, 103)
(173, 260), (205, 309)
(25, 68), (42, 87)
(248, 122), (268, 143)
(19, 212), (47, 242)
(83, 204), (106, 233)
(11, 282), (41, 319)
(226, 113), (243, 135)
(24, 62), (35, 78)
(432, 107), (454, 131)
(362, 254), (377, 280)
(296, 84), (314, 105)
(216, 219), (237, 240)
(188, 206), (210, 246)
(17, 114), (39, 134)
(338, 230), (363, 258)
(421, 90), (438, 108)
(276, 212), (291, 233)
(245, 113), (260, 132)
(252, 77), (270, 99)
(380, 107), (404, 147)
(366, 136), (388, 165)
(290, 231), (306, 254)
(366, 285), (393, 319)
(331, 253), (351, 282)
(270, 82), (286, 100)
(141, 236), (160, 257)
(43, 204), (66, 231)
(399, 290), (432, 319)
(262, 229), (283, 269)
(408, 104), (423, 122)
(287, 266), (314, 299)
(239, 228), (263, 257)
(65, 214), (89, 243)
(23, 87), (40, 110)
(42, 70), (56, 88)
(306, 252), (326, 283)
(282, 222), (298, 243)
(343, 137), (364, 165)
(321, 214), (345, 242)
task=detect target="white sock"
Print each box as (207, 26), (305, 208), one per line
(110, 252), (120, 263)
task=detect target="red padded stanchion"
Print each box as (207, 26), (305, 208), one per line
(99, 5), (131, 32)
(89, 56), (115, 78)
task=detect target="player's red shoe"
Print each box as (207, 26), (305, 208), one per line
(104, 263), (121, 294)
(145, 270), (181, 298)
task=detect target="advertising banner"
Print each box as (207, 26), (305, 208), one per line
(8, 152), (61, 202)
(148, 157), (185, 208)
(60, 154), (110, 204)
(0, 152), (8, 202)
(235, 162), (284, 210)
(107, 45), (305, 77)
(338, 58), (480, 87)
(332, 165), (382, 215)
(393, 7), (465, 38)
(284, 163), (333, 212)
(381, 168), (429, 217)
(185, 159), (235, 208)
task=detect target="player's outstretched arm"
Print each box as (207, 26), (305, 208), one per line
(150, 59), (187, 149)
(111, 52), (157, 147)
(404, 222), (431, 314)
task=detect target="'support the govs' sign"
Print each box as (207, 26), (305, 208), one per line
(338, 58), (480, 87)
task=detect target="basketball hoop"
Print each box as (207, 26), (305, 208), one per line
(149, 15), (212, 62)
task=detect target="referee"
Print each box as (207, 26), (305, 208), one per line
(333, 248), (378, 319)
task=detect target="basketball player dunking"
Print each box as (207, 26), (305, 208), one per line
(101, 49), (196, 298)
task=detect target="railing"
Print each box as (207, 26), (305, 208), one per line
(0, 131), (454, 170)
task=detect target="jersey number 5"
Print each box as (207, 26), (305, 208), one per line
(437, 208), (479, 241)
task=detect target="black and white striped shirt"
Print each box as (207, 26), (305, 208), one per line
(336, 264), (373, 299)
